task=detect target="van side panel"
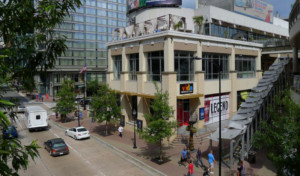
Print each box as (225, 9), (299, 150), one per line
(25, 108), (48, 130)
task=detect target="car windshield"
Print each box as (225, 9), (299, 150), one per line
(53, 142), (66, 148)
(19, 105), (25, 108)
(77, 128), (87, 132)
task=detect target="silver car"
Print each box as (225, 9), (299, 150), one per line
(65, 126), (90, 140)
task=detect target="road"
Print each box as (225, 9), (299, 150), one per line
(4, 91), (152, 176)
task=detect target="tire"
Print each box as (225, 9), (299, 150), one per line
(74, 135), (77, 140)
(65, 131), (68, 136)
(49, 150), (52, 156)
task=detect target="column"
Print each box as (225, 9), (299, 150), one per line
(230, 46), (237, 117)
(293, 47), (298, 74)
(164, 37), (174, 72)
(257, 49), (263, 79)
(107, 49), (114, 85)
(120, 47), (128, 91)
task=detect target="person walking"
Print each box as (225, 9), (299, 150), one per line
(181, 147), (187, 166)
(208, 150), (215, 175)
(237, 160), (245, 176)
(118, 125), (123, 137)
(55, 112), (58, 119)
(196, 147), (204, 167)
(187, 159), (194, 176)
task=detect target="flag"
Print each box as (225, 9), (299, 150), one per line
(79, 64), (87, 74)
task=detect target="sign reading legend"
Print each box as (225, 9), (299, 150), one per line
(180, 83), (193, 94)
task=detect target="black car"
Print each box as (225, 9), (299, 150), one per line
(44, 138), (69, 156)
(79, 99), (91, 106)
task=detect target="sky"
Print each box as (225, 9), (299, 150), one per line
(182, 0), (295, 18)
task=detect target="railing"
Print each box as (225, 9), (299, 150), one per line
(112, 14), (186, 41)
(289, 0), (300, 31)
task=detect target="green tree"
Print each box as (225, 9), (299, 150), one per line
(53, 80), (77, 122)
(138, 83), (177, 162)
(86, 79), (100, 97)
(253, 90), (300, 175)
(90, 83), (121, 135)
(193, 16), (204, 34)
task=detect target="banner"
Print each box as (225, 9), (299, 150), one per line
(204, 94), (230, 124)
(128, 0), (182, 13)
(234, 0), (273, 23)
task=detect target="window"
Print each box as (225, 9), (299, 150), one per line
(97, 9), (107, 16)
(108, 3), (117, 10)
(175, 51), (194, 81)
(74, 15), (84, 22)
(74, 7), (84, 13)
(118, 0), (126, 3)
(202, 53), (229, 80)
(114, 55), (122, 80)
(86, 33), (96, 40)
(98, 1), (106, 8)
(86, 25), (96, 32)
(129, 54), (139, 80)
(58, 23), (73, 30)
(108, 11), (117, 18)
(86, 16), (96, 23)
(86, 8), (96, 15)
(97, 18), (107, 25)
(98, 26), (107, 33)
(235, 55), (256, 78)
(118, 5), (126, 12)
(74, 33), (84, 40)
(118, 13), (126, 19)
(108, 20), (117, 26)
(74, 24), (84, 31)
(86, 0), (96, 6)
(73, 41), (85, 48)
(147, 51), (164, 82)
(97, 34), (107, 41)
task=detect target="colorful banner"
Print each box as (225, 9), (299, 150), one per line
(204, 94), (230, 125)
(234, 0), (273, 23)
(180, 83), (193, 94)
(127, 0), (182, 12)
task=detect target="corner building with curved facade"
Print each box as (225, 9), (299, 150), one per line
(107, 5), (288, 138)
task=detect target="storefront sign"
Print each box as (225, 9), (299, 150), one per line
(180, 83), (193, 94)
(204, 94), (230, 124)
(199, 108), (205, 120)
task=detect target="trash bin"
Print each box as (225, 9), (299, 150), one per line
(247, 151), (256, 164)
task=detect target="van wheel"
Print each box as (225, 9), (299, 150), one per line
(74, 135), (77, 140)
(65, 132), (68, 136)
(49, 150), (52, 156)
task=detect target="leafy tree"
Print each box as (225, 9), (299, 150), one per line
(53, 80), (77, 122)
(86, 79), (100, 97)
(90, 83), (121, 135)
(253, 90), (300, 175)
(138, 83), (177, 162)
(193, 16), (204, 34)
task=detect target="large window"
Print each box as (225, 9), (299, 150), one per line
(202, 53), (229, 80)
(129, 54), (139, 81)
(175, 51), (194, 81)
(113, 55), (122, 80)
(235, 55), (256, 78)
(147, 51), (164, 82)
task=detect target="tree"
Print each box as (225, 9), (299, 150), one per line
(0, 1), (81, 175)
(86, 79), (100, 97)
(53, 80), (77, 122)
(253, 90), (300, 175)
(193, 16), (204, 34)
(90, 83), (121, 135)
(138, 83), (177, 162)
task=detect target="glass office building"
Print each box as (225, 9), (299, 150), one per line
(38, 0), (127, 96)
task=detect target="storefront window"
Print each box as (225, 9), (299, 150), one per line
(175, 51), (195, 81)
(113, 55), (122, 80)
(129, 54), (139, 81)
(147, 51), (164, 82)
(202, 53), (229, 80)
(235, 55), (256, 78)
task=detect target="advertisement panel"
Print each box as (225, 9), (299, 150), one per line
(204, 94), (230, 125)
(180, 83), (193, 94)
(127, 0), (182, 13)
(234, 0), (273, 23)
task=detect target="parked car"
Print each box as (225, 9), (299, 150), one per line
(79, 99), (91, 107)
(65, 126), (90, 140)
(44, 138), (69, 156)
(75, 97), (83, 104)
(2, 126), (18, 139)
(17, 105), (26, 113)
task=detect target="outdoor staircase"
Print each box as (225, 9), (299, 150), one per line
(171, 131), (213, 146)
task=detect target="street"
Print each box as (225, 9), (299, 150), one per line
(4, 91), (153, 176)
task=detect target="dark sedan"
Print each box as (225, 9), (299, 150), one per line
(44, 138), (69, 156)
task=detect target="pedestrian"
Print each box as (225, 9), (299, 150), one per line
(180, 147), (187, 166)
(91, 117), (95, 123)
(208, 150), (215, 175)
(203, 167), (210, 176)
(196, 147), (204, 167)
(237, 160), (245, 176)
(80, 111), (82, 120)
(118, 125), (123, 137)
(55, 112), (58, 119)
(187, 159), (194, 176)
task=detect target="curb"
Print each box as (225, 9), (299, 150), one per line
(48, 120), (167, 176)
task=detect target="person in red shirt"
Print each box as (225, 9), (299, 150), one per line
(187, 159), (194, 176)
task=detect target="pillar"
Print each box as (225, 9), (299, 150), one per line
(293, 47), (298, 74)
(230, 140), (235, 169)
(120, 47), (128, 91)
(241, 134), (245, 161)
(230, 46), (237, 117)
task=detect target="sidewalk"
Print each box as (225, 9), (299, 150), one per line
(23, 94), (276, 176)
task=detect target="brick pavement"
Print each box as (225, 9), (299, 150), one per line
(22, 93), (276, 176)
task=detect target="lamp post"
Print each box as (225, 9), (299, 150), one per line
(194, 56), (222, 175)
(132, 109), (137, 149)
(77, 100), (80, 127)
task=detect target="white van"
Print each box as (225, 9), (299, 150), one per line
(24, 106), (48, 131)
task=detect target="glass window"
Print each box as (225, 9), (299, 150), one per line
(98, 59), (107, 66)
(109, 0), (117, 2)
(74, 24), (84, 31)
(86, 0), (96, 6)
(118, 21), (126, 27)
(98, 42), (106, 49)
(97, 1), (106, 8)
(65, 41), (72, 48)
(107, 35), (112, 41)
(129, 54), (139, 81)
(118, 0), (126, 3)
(118, 13), (126, 19)
(86, 42), (97, 49)
(64, 15), (73, 21)
(108, 20), (117, 26)
(97, 34), (107, 41)
(86, 8), (96, 15)
(235, 55), (256, 78)
(58, 23), (73, 30)
(86, 51), (97, 57)
(86, 33), (96, 40)
(97, 9), (107, 16)
(73, 51), (85, 57)
(99, 50), (107, 57)
(73, 41), (85, 48)
(74, 59), (85, 66)
(74, 32), (85, 40)
(147, 51), (164, 82)
(60, 59), (73, 66)
(97, 26), (107, 33)
(118, 5), (126, 12)
(74, 7), (84, 13)
(97, 18), (107, 25)
(175, 51), (194, 81)
(202, 53), (229, 80)
(74, 15), (84, 22)
(107, 27), (114, 34)
(108, 3), (117, 10)
(114, 55), (122, 80)
(108, 11), (117, 18)
(86, 25), (96, 32)
(86, 16), (96, 23)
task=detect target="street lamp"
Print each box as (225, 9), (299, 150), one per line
(194, 56), (222, 176)
(77, 100), (80, 127)
(132, 109), (137, 149)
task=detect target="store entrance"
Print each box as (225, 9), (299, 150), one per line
(177, 99), (190, 127)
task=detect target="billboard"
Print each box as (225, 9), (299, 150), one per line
(234, 0), (273, 23)
(127, 0), (182, 13)
(204, 94), (230, 125)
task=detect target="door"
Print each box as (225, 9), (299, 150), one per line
(177, 99), (190, 126)
(35, 114), (43, 125)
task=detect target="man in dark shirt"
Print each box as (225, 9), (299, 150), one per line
(181, 147), (187, 166)
(196, 147), (204, 167)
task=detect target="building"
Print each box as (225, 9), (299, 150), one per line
(106, 1), (289, 136)
(35, 0), (127, 97)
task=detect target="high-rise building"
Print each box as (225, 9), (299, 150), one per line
(35, 0), (127, 97)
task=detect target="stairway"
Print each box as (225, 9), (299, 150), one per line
(171, 131), (213, 146)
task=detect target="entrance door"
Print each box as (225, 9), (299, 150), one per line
(177, 99), (190, 126)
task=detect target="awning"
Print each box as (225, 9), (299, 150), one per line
(119, 91), (137, 96)
(177, 93), (204, 100)
(137, 93), (155, 99)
